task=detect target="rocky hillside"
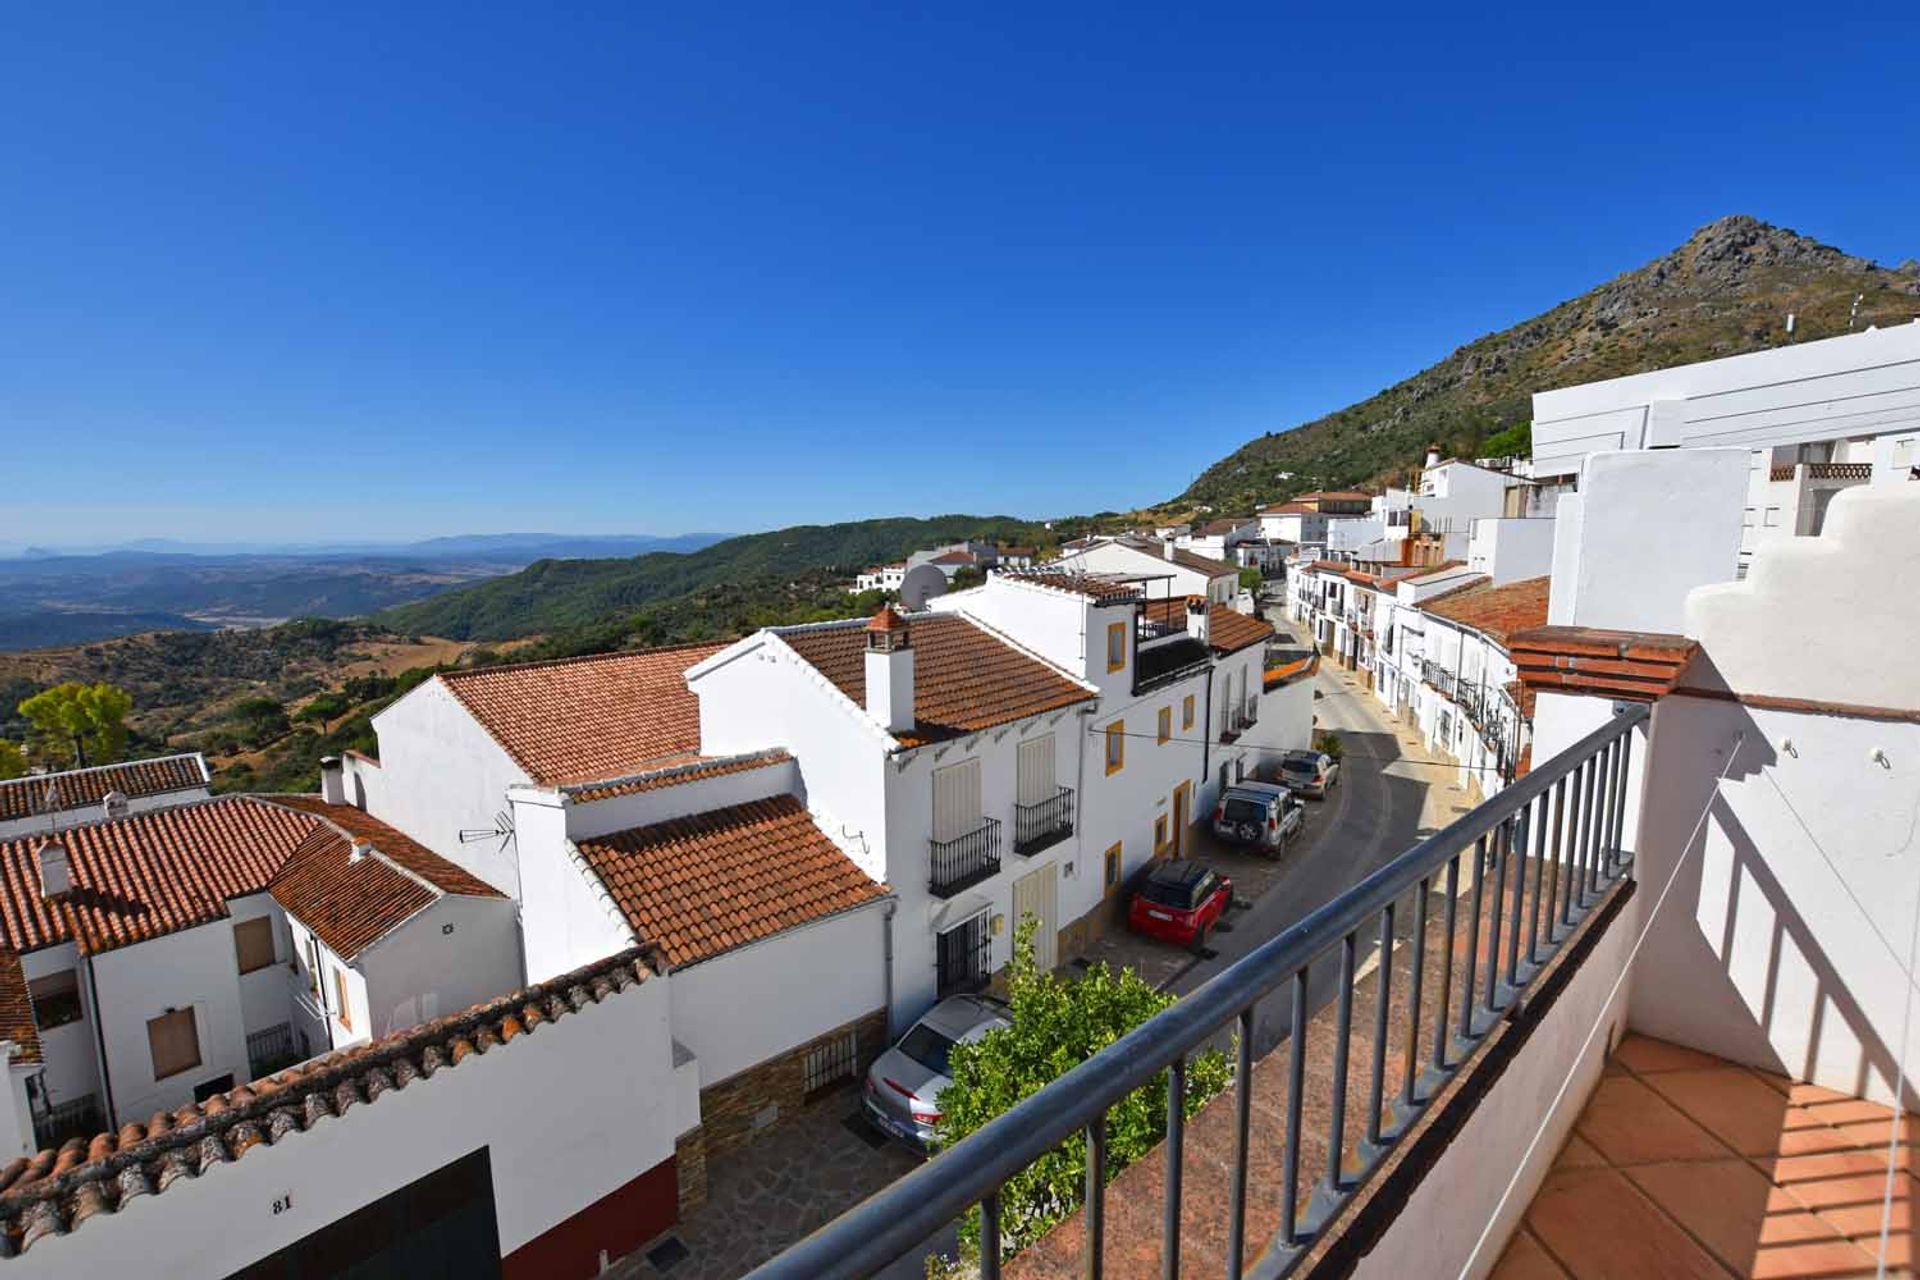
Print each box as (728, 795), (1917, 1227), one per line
(1179, 216), (1920, 512)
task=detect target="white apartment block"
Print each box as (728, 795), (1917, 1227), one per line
(1049, 535), (1240, 604)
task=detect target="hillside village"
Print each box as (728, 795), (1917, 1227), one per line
(0, 316), (1912, 1277)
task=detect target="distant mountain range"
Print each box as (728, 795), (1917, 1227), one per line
(1176, 215), (1920, 512)
(0, 532), (731, 650)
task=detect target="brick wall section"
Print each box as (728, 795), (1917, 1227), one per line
(674, 1127), (708, 1214)
(698, 1010), (889, 1159)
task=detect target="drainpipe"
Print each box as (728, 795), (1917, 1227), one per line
(1201, 665), (1215, 793)
(84, 957), (117, 1128)
(881, 898), (898, 1039)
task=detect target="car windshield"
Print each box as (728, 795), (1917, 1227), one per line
(898, 1024), (958, 1075)
(1142, 871), (1215, 911)
(1223, 798), (1268, 825)
(1281, 759), (1315, 776)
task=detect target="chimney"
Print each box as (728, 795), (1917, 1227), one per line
(36, 840), (70, 899)
(319, 755), (346, 805)
(863, 606), (915, 734)
(1163, 539), (1178, 561)
(1425, 443), (1443, 468)
(1185, 596), (1211, 647)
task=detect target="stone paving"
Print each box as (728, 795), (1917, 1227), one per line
(612, 1091), (920, 1280)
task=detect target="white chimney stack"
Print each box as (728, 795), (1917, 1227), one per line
(36, 841), (71, 899)
(1425, 443), (1443, 468)
(1185, 596), (1211, 647)
(1163, 539), (1178, 561)
(863, 606), (916, 735)
(319, 755), (346, 805)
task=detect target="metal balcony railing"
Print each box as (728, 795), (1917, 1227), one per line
(748, 705), (1646, 1280)
(1770, 464), (1796, 482)
(33, 1094), (104, 1151)
(1014, 787), (1075, 857)
(1422, 659), (1458, 700)
(1807, 462), (1871, 481)
(246, 1021), (303, 1080)
(930, 817), (1003, 898)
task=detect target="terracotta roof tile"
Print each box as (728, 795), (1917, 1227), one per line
(1138, 598), (1274, 656)
(566, 750), (792, 803)
(999, 571), (1142, 604)
(0, 948), (656, 1255)
(0, 953), (39, 1066)
(437, 643), (727, 786)
(265, 798), (502, 900)
(1419, 576), (1551, 647)
(575, 796), (887, 968)
(1509, 626), (1700, 704)
(781, 614), (1096, 748)
(0, 755), (209, 823)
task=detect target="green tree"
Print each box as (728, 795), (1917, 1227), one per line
(18, 682), (134, 768)
(1238, 565), (1264, 593)
(0, 740), (24, 781)
(934, 920), (1232, 1264)
(1480, 420), (1532, 457)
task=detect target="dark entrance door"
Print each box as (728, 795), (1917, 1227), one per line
(226, 1147), (502, 1279)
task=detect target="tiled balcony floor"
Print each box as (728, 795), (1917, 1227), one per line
(1497, 1034), (1918, 1279)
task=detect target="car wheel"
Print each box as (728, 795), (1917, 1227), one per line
(1238, 822), (1260, 843)
(1191, 921), (1212, 953)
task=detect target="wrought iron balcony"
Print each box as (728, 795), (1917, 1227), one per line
(747, 706), (1645, 1280)
(246, 1021), (303, 1080)
(1422, 659), (1458, 700)
(1014, 787), (1075, 857)
(1807, 462), (1871, 481)
(930, 817), (1003, 898)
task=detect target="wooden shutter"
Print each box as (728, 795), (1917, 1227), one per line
(233, 917), (276, 975)
(148, 1009), (201, 1080)
(1016, 734), (1055, 807)
(932, 758), (982, 842)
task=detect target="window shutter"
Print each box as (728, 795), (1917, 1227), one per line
(148, 1009), (201, 1080)
(1016, 734), (1055, 807)
(932, 758), (983, 842)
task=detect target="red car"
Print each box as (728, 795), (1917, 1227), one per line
(1128, 860), (1233, 950)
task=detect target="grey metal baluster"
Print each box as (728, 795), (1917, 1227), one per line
(1590, 739), (1614, 895)
(1086, 1114), (1107, 1280)
(1485, 823), (1507, 1013)
(1433, 855), (1458, 1070)
(1165, 1058), (1185, 1280)
(1560, 767), (1583, 926)
(1326, 931), (1357, 1194)
(1282, 969), (1308, 1246)
(1402, 879), (1428, 1107)
(1460, 837), (1486, 1041)
(1612, 729), (1635, 874)
(1506, 806), (1528, 991)
(1227, 1008), (1253, 1279)
(1527, 791), (1550, 964)
(1367, 904), (1394, 1148)
(982, 1190), (1002, 1280)
(1577, 751), (1601, 905)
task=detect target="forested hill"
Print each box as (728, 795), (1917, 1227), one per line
(1178, 215), (1920, 513)
(374, 514), (1053, 641)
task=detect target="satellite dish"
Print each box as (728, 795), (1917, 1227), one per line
(899, 563), (950, 610)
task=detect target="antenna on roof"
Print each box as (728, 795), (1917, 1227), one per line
(459, 809), (516, 852)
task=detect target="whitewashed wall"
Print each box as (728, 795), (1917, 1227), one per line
(562, 756), (799, 841)
(363, 679), (534, 896)
(509, 793), (635, 986)
(19, 944), (97, 1114)
(89, 921), (258, 1122)
(282, 912), (370, 1057)
(9, 965), (686, 1278)
(359, 895), (523, 1040)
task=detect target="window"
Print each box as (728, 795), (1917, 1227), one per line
(334, 969), (354, 1031)
(1157, 706), (1172, 744)
(28, 970), (81, 1030)
(147, 1008), (201, 1080)
(1106, 621), (1127, 673)
(1105, 721), (1125, 775)
(1103, 842), (1123, 891)
(1182, 694), (1195, 730)
(1154, 814), (1170, 854)
(233, 917), (276, 975)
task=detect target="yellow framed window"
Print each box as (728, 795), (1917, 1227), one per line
(1157, 706), (1172, 744)
(1106, 621), (1127, 672)
(1105, 721), (1125, 774)
(1154, 813), (1170, 854)
(1182, 693), (1195, 730)
(1104, 842), (1123, 891)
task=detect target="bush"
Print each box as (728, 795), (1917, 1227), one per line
(933, 921), (1232, 1267)
(294, 692), (350, 723)
(1314, 729), (1344, 760)
(1238, 566), (1263, 593)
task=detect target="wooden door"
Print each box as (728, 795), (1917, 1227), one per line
(1172, 781), (1192, 857)
(1012, 863), (1059, 971)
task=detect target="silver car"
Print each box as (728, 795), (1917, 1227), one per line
(1212, 780), (1305, 853)
(862, 994), (1011, 1149)
(1276, 749), (1340, 798)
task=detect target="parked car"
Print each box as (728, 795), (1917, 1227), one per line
(1211, 781), (1305, 855)
(1127, 859), (1234, 951)
(1275, 749), (1340, 798)
(863, 994), (1011, 1150)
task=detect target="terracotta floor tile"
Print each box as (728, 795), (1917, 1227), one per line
(1491, 1227), (1571, 1279)
(1576, 1074), (1732, 1166)
(1751, 1073), (1860, 1108)
(1805, 1099), (1905, 1128)
(1763, 1150), (1905, 1187)
(1819, 1197), (1913, 1237)
(1627, 1159), (1847, 1276)
(1780, 1171), (1920, 1211)
(1525, 1168), (1729, 1279)
(1613, 1034), (1733, 1075)
(1644, 1068), (1803, 1156)
(1746, 1237), (1882, 1279)
(1553, 1134), (1609, 1171)
(1831, 1116), (1920, 1149)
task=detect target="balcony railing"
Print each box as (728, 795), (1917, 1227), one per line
(247, 1021), (303, 1080)
(33, 1093), (104, 1151)
(748, 705), (1646, 1280)
(930, 817), (1003, 898)
(1422, 659), (1458, 700)
(1807, 462), (1871, 481)
(1770, 464), (1795, 481)
(1014, 787), (1075, 857)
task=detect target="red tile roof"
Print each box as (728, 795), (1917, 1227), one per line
(1260, 502), (1316, 516)
(927, 550), (979, 566)
(566, 750), (792, 804)
(781, 614), (1097, 748)
(0, 796), (497, 962)
(437, 643), (727, 786)
(0, 948), (657, 1255)
(575, 796), (887, 968)
(1420, 576), (1552, 648)
(1509, 627), (1700, 704)
(999, 570), (1142, 604)
(0, 953), (38, 1066)
(0, 755), (209, 824)
(1139, 598), (1274, 657)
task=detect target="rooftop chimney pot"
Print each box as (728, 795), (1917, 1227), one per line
(36, 841), (70, 899)
(319, 755), (346, 806)
(863, 607), (916, 734)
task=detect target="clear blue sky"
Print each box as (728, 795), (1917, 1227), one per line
(3, 4), (1917, 544)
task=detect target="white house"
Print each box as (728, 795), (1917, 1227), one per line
(0, 754), (212, 842)
(1049, 536), (1239, 604)
(1529, 319), (1920, 563)
(0, 794), (517, 1158)
(1174, 517), (1256, 561)
(851, 563), (906, 594)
